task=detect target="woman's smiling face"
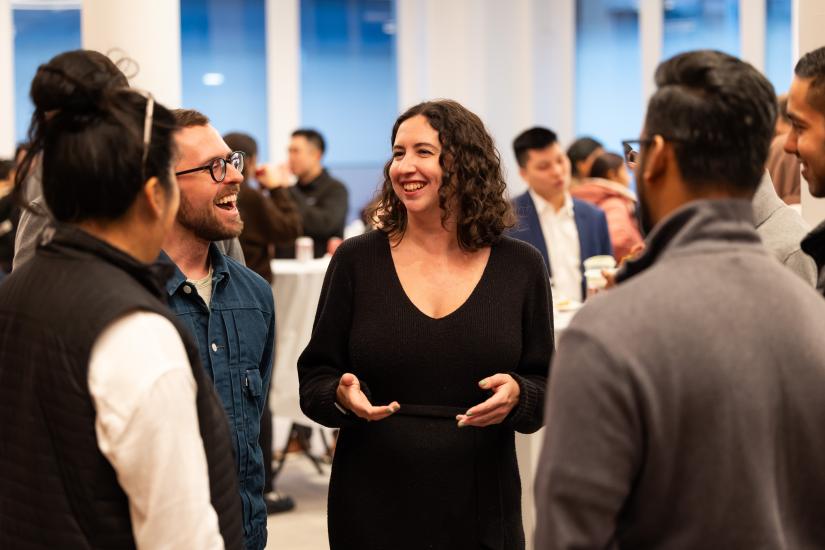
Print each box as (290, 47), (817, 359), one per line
(389, 114), (444, 216)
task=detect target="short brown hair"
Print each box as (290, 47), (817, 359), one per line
(172, 108), (210, 128)
(367, 99), (515, 251)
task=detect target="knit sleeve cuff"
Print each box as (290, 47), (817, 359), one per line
(505, 372), (546, 434)
(315, 377), (369, 428)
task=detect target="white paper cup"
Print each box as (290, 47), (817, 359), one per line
(295, 237), (314, 262)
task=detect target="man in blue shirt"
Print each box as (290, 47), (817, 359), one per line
(163, 109), (274, 550)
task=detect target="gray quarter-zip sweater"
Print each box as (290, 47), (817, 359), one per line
(535, 199), (825, 550)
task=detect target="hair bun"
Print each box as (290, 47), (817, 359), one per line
(29, 50), (128, 114)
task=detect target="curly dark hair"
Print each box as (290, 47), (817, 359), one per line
(368, 100), (515, 251)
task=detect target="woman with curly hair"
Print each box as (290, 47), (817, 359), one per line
(298, 100), (554, 549)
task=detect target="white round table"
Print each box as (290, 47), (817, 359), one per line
(269, 257), (331, 426)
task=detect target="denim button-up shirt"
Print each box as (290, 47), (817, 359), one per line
(163, 245), (274, 550)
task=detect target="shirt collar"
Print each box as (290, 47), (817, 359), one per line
(299, 168), (327, 191)
(529, 188), (574, 217)
(161, 242), (230, 297)
(44, 223), (174, 301)
(616, 199), (758, 284)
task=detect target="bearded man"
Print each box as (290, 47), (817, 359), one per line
(163, 109), (274, 550)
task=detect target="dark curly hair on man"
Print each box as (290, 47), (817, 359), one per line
(368, 99), (515, 251)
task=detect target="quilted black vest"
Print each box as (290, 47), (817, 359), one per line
(0, 225), (244, 549)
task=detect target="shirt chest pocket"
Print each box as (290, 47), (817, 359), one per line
(223, 308), (270, 369)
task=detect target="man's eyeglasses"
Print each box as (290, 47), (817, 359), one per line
(622, 136), (685, 168)
(175, 151), (245, 183)
(621, 139), (652, 167)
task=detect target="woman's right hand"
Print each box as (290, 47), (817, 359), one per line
(336, 373), (399, 421)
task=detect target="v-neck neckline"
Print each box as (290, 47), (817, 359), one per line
(382, 234), (495, 321)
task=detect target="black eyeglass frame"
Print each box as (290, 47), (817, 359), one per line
(175, 151), (245, 183)
(621, 136), (686, 167)
(621, 139), (652, 167)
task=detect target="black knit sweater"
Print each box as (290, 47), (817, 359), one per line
(298, 230), (554, 550)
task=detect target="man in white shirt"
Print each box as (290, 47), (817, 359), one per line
(509, 127), (613, 301)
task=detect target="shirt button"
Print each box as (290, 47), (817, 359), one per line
(183, 285), (192, 294)
(211, 343), (218, 352)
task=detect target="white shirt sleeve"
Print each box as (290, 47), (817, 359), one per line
(88, 311), (224, 550)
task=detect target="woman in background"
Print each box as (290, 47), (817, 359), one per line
(566, 135), (604, 185)
(572, 151), (643, 262)
(298, 99), (553, 550)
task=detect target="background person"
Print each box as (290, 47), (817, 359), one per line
(222, 130), (299, 515)
(275, 128), (348, 258)
(509, 127), (613, 302)
(767, 93), (802, 204)
(571, 151), (643, 262)
(223, 131), (302, 281)
(566, 136), (603, 185)
(298, 100), (552, 550)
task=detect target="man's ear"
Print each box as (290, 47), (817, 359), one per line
(641, 135), (668, 188)
(141, 177), (164, 219)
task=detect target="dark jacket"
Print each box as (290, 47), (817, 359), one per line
(164, 244), (275, 550)
(237, 181), (302, 282)
(280, 169), (348, 258)
(0, 225), (243, 550)
(535, 200), (825, 550)
(509, 191), (613, 296)
(801, 219), (825, 296)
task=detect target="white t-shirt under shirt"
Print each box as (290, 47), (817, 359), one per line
(188, 266), (214, 307)
(529, 189), (582, 302)
(88, 311), (223, 550)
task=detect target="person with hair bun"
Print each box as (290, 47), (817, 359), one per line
(0, 52), (244, 549)
(12, 50), (245, 270)
(299, 99), (553, 549)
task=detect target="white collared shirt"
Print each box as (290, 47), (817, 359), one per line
(529, 189), (582, 302)
(89, 312), (224, 550)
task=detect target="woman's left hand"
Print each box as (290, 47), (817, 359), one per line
(456, 374), (521, 428)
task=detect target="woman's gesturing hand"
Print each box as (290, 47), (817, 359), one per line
(455, 374), (521, 428)
(336, 373), (400, 421)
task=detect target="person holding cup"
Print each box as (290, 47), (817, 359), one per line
(298, 100), (553, 549)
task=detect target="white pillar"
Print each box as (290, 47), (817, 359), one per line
(532, 0), (575, 147)
(794, 0), (825, 226)
(0, 0), (14, 157)
(80, 0), (181, 108)
(740, 0), (766, 72)
(265, 0), (300, 164)
(639, 0), (663, 107)
(396, 0), (572, 197)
